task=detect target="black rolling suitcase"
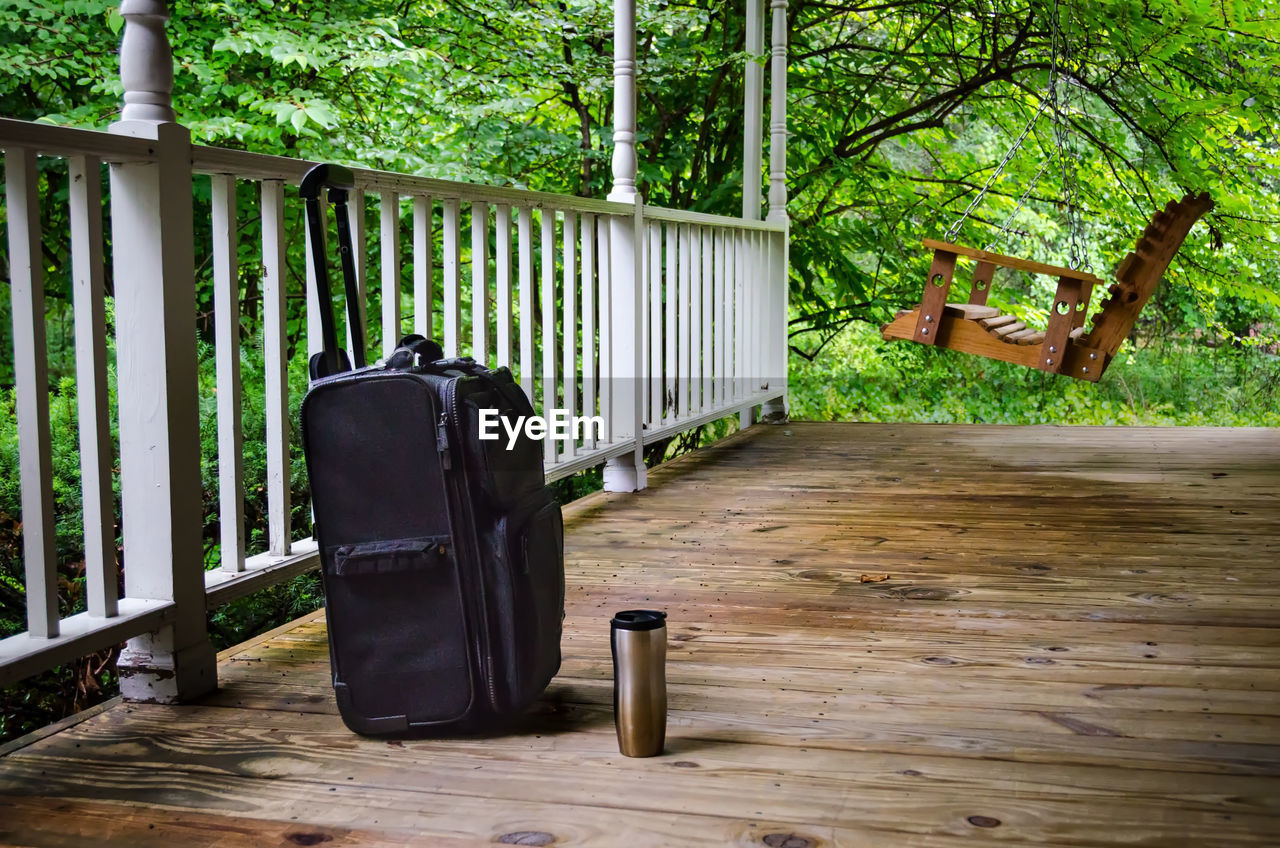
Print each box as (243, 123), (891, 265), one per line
(298, 163), (565, 735)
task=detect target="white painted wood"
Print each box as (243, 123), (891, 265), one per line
(517, 207), (535, 399)
(495, 204), (512, 368)
(210, 174), (245, 573)
(768, 0), (789, 222)
(690, 225), (703, 414)
(601, 205), (647, 491)
(743, 0), (764, 220)
(713, 227), (727, 408)
(597, 214), (613, 442)
(702, 226), (714, 410)
(641, 205), (783, 231)
(664, 222), (677, 424)
(608, 0), (638, 201)
(0, 117), (153, 162)
(304, 192), (327, 361)
(562, 211), (577, 460)
(261, 181), (290, 557)
(6, 147), (57, 638)
(678, 224), (691, 420)
(345, 189), (367, 361)
(540, 210), (557, 461)
(471, 201), (489, 365)
(108, 120), (214, 701)
(442, 199), (462, 357)
(580, 214), (595, 451)
(647, 221), (661, 427)
(118, 0), (175, 123)
(413, 195), (433, 339)
(737, 228), (747, 404)
(0, 598), (173, 687)
(380, 191), (401, 359)
(68, 156), (118, 618)
(202, 537), (318, 608)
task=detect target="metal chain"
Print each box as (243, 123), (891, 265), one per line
(1049, 0), (1089, 270)
(984, 160), (1049, 252)
(943, 97), (1050, 243)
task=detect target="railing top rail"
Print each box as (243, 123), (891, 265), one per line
(193, 144), (633, 215)
(641, 205), (786, 232)
(0, 117), (155, 162)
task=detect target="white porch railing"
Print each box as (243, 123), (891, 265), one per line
(0, 117), (788, 690)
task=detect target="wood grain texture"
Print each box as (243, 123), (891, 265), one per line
(2, 423), (1278, 846)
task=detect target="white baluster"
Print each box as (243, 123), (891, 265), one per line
(580, 214), (595, 451)
(346, 190), (368, 361)
(7, 148), (57, 638)
(648, 221), (662, 427)
(678, 224), (691, 420)
(517, 207), (535, 398)
(442, 199), (461, 357)
(540, 210), (558, 462)
(690, 225), (703, 415)
(211, 174), (244, 573)
(261, 181), (290, 557)
(381, 192), (401, 359)
(471, 201), (489, 364)
(664, 223), (677, 424)
(69, 156), (118, 617)
(495, 204), (513, 367)
(413, 196), (433, 339)
(562, 211), (577, 460)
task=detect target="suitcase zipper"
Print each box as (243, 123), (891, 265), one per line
(443, 377), (501, 713)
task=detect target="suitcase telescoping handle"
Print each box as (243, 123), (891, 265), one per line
(300, 163), (367, 379)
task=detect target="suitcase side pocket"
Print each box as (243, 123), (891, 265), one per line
(492, 496), (565, 710)
(325, 537), (475, 730)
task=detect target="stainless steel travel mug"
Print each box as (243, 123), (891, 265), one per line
(611, 609), (668, 757)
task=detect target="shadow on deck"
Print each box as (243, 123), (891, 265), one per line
(2, 422), (1279, 846)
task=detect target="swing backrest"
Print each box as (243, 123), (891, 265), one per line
(1082, 192), (1214, 358)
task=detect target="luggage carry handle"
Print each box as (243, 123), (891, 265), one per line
(301, 163), (367, 379)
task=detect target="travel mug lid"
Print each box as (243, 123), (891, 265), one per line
(611, 609), (667, 631)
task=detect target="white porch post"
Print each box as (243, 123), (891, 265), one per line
(603, 0), (647, 492)
(761, 0), (790, 423)
(110, 0), (216, 702)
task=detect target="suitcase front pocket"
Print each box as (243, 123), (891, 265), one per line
(325, 537), (474, 727)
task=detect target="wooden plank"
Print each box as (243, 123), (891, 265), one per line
(210, 174), (245, 573)
(923, 238), (1105, 284)
(914, 248), (957, 344)
(4, 423), (1278, 847)
(979, 314), (1018, 329)
(649, 221), (662, 426)
(968, 259), (995, 305)
(943, 303), (1000, 320)
(68, 156), (118, 614)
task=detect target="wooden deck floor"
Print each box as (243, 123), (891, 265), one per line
(2, 422), (1279, 847)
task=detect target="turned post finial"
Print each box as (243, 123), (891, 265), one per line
(767, 0), (788, 222)
(118, 0), (176, 124)
(609, 0), (639, 202)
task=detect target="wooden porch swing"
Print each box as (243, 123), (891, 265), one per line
(881, 192), (1214, 382)
(880, 3), (1213, 382)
